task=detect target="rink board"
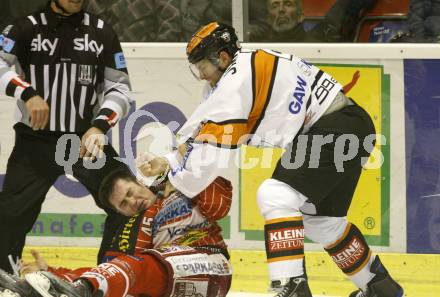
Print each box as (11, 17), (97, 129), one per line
(2, 44), (406, 253)
(4, 44), (440, 253)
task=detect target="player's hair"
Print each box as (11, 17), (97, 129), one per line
(99, 169), (137, 211)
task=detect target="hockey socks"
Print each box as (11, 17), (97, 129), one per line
(325, 222), (375, 290)
(265, 216), (305, 280)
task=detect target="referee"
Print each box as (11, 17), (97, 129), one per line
(0, 0), (133, 272)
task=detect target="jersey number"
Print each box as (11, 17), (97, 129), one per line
(315, 78), (336, 105)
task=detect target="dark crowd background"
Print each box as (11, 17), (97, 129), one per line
(1, 0), (438, 43)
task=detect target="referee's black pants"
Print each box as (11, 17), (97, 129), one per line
(0, 123), (128, 273)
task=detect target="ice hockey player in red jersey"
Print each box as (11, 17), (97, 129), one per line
(0, 169), (233, 297)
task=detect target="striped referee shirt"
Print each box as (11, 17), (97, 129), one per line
(0, 5), (132, 133)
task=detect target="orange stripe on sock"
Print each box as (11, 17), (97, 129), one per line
(346, 250), (373, 276)
(266, 216), (303, 224)
(325, 223), (352, 250)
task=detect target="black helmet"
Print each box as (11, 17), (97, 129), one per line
(187, 22), (240, 64)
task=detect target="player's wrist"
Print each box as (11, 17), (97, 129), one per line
(150, 162), (170, 194)
(21, 87), (38, 102)
(92, 119), (111, 134)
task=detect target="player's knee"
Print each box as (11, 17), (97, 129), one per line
(257, 179), (307, 218)
(303, 215), (348, 245)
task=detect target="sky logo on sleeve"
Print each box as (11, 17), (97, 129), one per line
(0, 35), (4, 47)
(2, 37), (16, 53)
(114, 52), (126, 69)
(2, 25), (13, 36)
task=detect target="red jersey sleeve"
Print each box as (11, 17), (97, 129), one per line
(48, 266), (91, 282)
(195, 177), (233, 221)
(133, 204), (158, 253)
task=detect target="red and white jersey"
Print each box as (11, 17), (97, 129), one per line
(165, 49), (342, 197)
(105, 177), (232, 259)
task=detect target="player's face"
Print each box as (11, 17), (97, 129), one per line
(52, 0), (84, 15)
(267, 0), (301, 32)
(193, 59), (224, 87)
(109, 179), (157, 216)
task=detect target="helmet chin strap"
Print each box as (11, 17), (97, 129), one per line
(52, 0), (70, 15)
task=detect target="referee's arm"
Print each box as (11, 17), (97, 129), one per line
(80, 24), (133, 159)
(92, 25), (133, 134)
(0, 23), (38, 102)
(0, 22), (49, 130)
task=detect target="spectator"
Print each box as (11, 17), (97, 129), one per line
(248, 0), (376, 42)
(85, 0), (181, 42)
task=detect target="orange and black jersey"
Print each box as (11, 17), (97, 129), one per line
(165, 49), (342, 197)
(178, 49), (342, 148)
